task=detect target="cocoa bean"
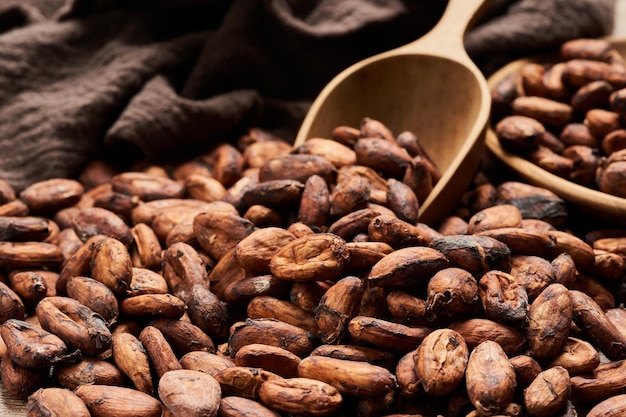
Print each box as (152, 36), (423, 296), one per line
(219, 396), (280, 417)
(0, 216), (53, 242)
(520, 63), (549, 97)
(258, 377), (342, 417)
(298, 355), (397, 397)
(526, 283), (573, 360)
(0, 241), (63, 271)
(127, 266), (169, 296)
(111, 171), (184, 201)
(561, 38), (618, 62)
(509, 255), (556, 301)
(56, 234), (106, 294)
(495, 115), (545, 150)
(139, 325), (181, 378)
(466, 340), (517, 415)
(509, 354), (542, 387)
(269, 233), (349, 282)
(258, 154), (335, 185)
(186, 284), (229, 339)
(353, 138), (411, 178)
(180, 351), (235, 376)
(54, 356), (125, 389)
(66, 275), (119, 325)
(194, 210), (255, 260)
(571, 80), (614, 113)
(36, 296), (111, 356)
(332, 125), (361, 147)
(314, 276), (363, 344)
(430, 234), (510, 274)
(449, 318), (526, 356)
(0, 281), (25, 324)
(385, 178), (419, 223)
(345, 241), (394, 272)
(74, 384), (162, 417)
(415, 328), (468, 396)
(0, 200), (29, 217)
(385, 290), (436, 326)
(360, 117), (396, 143)
(368, 246), (448, 287)
(0, 354), (46, 400)
(467, 204), (523, 233)
(337, 165), (388, 205)
(90, 236), (133, 294)
(241, 179), (305, 208)
(310, 344), (397, 371)
(7, 270), (47, 307)
(207, 248), (247, 301)
(426, 267), (478, 318)
(247, 294), (322, 335)
(477, 227), (556, 258)
(478, 270), (529, 323)
(294, 137), (357, 168)
(162, 241), (209, 298)
(548, 337), (600, 375)
(0, 319), (75, 370)
(395, 350), (422, 398)
(327, 208), (381, 241)
(158, 369), (221, 417)
(72, 207), (133, 246)
(26, 387), (90, 417)
(149, 317), (216, 355)
(367, 214), (438, 248)
(228, 318), (314, 358)
(347, 316), (432, 352)
(223, 275), (290, 303)
(289, 281), (328, 315)
(523, 366), (571, 417)
(402, 155), (435, 205)
(563, 59), (626, 88)
(129, 223), (162, 270)
(570, 289), (626, 360)
(544, 62), (572, 101)
(233, 227), (296, 276)
(234, 343), (301, 378)
(298, 175), (331, 229)
(571, 359), (626, 403)
(111, 331), (153, 394)
(329, 175), (371, 218)
(19, 179), (84, 214)
(214, 366), (282, 400)
(587, 394), (626, 417)
(119, 293), (186, 319)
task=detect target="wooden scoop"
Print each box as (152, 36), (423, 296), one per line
(293, 0), (492, 225)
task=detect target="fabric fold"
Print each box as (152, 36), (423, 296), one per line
(106, 75), (262, 163)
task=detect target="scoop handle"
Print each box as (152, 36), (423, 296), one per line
(398, 0), (490, 60)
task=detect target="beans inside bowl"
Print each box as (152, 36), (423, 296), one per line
(487, 37), (626, 222)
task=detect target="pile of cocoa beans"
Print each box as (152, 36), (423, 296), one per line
(492, 37), (626, 199)
(0, 116), (626, 417)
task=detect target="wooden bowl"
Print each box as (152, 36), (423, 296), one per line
(485, 37), (626, 223)
(295, 0), (491, 226)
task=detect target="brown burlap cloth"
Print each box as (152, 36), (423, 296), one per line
(0, 0), (616, 191)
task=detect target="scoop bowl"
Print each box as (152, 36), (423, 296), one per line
(294, 0), (492, 225)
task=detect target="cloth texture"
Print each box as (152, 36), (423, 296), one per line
(0, 0), (616, 191)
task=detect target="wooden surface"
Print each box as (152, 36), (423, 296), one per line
(1, 3), (626, 416)
(0, 395), (28, 416)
